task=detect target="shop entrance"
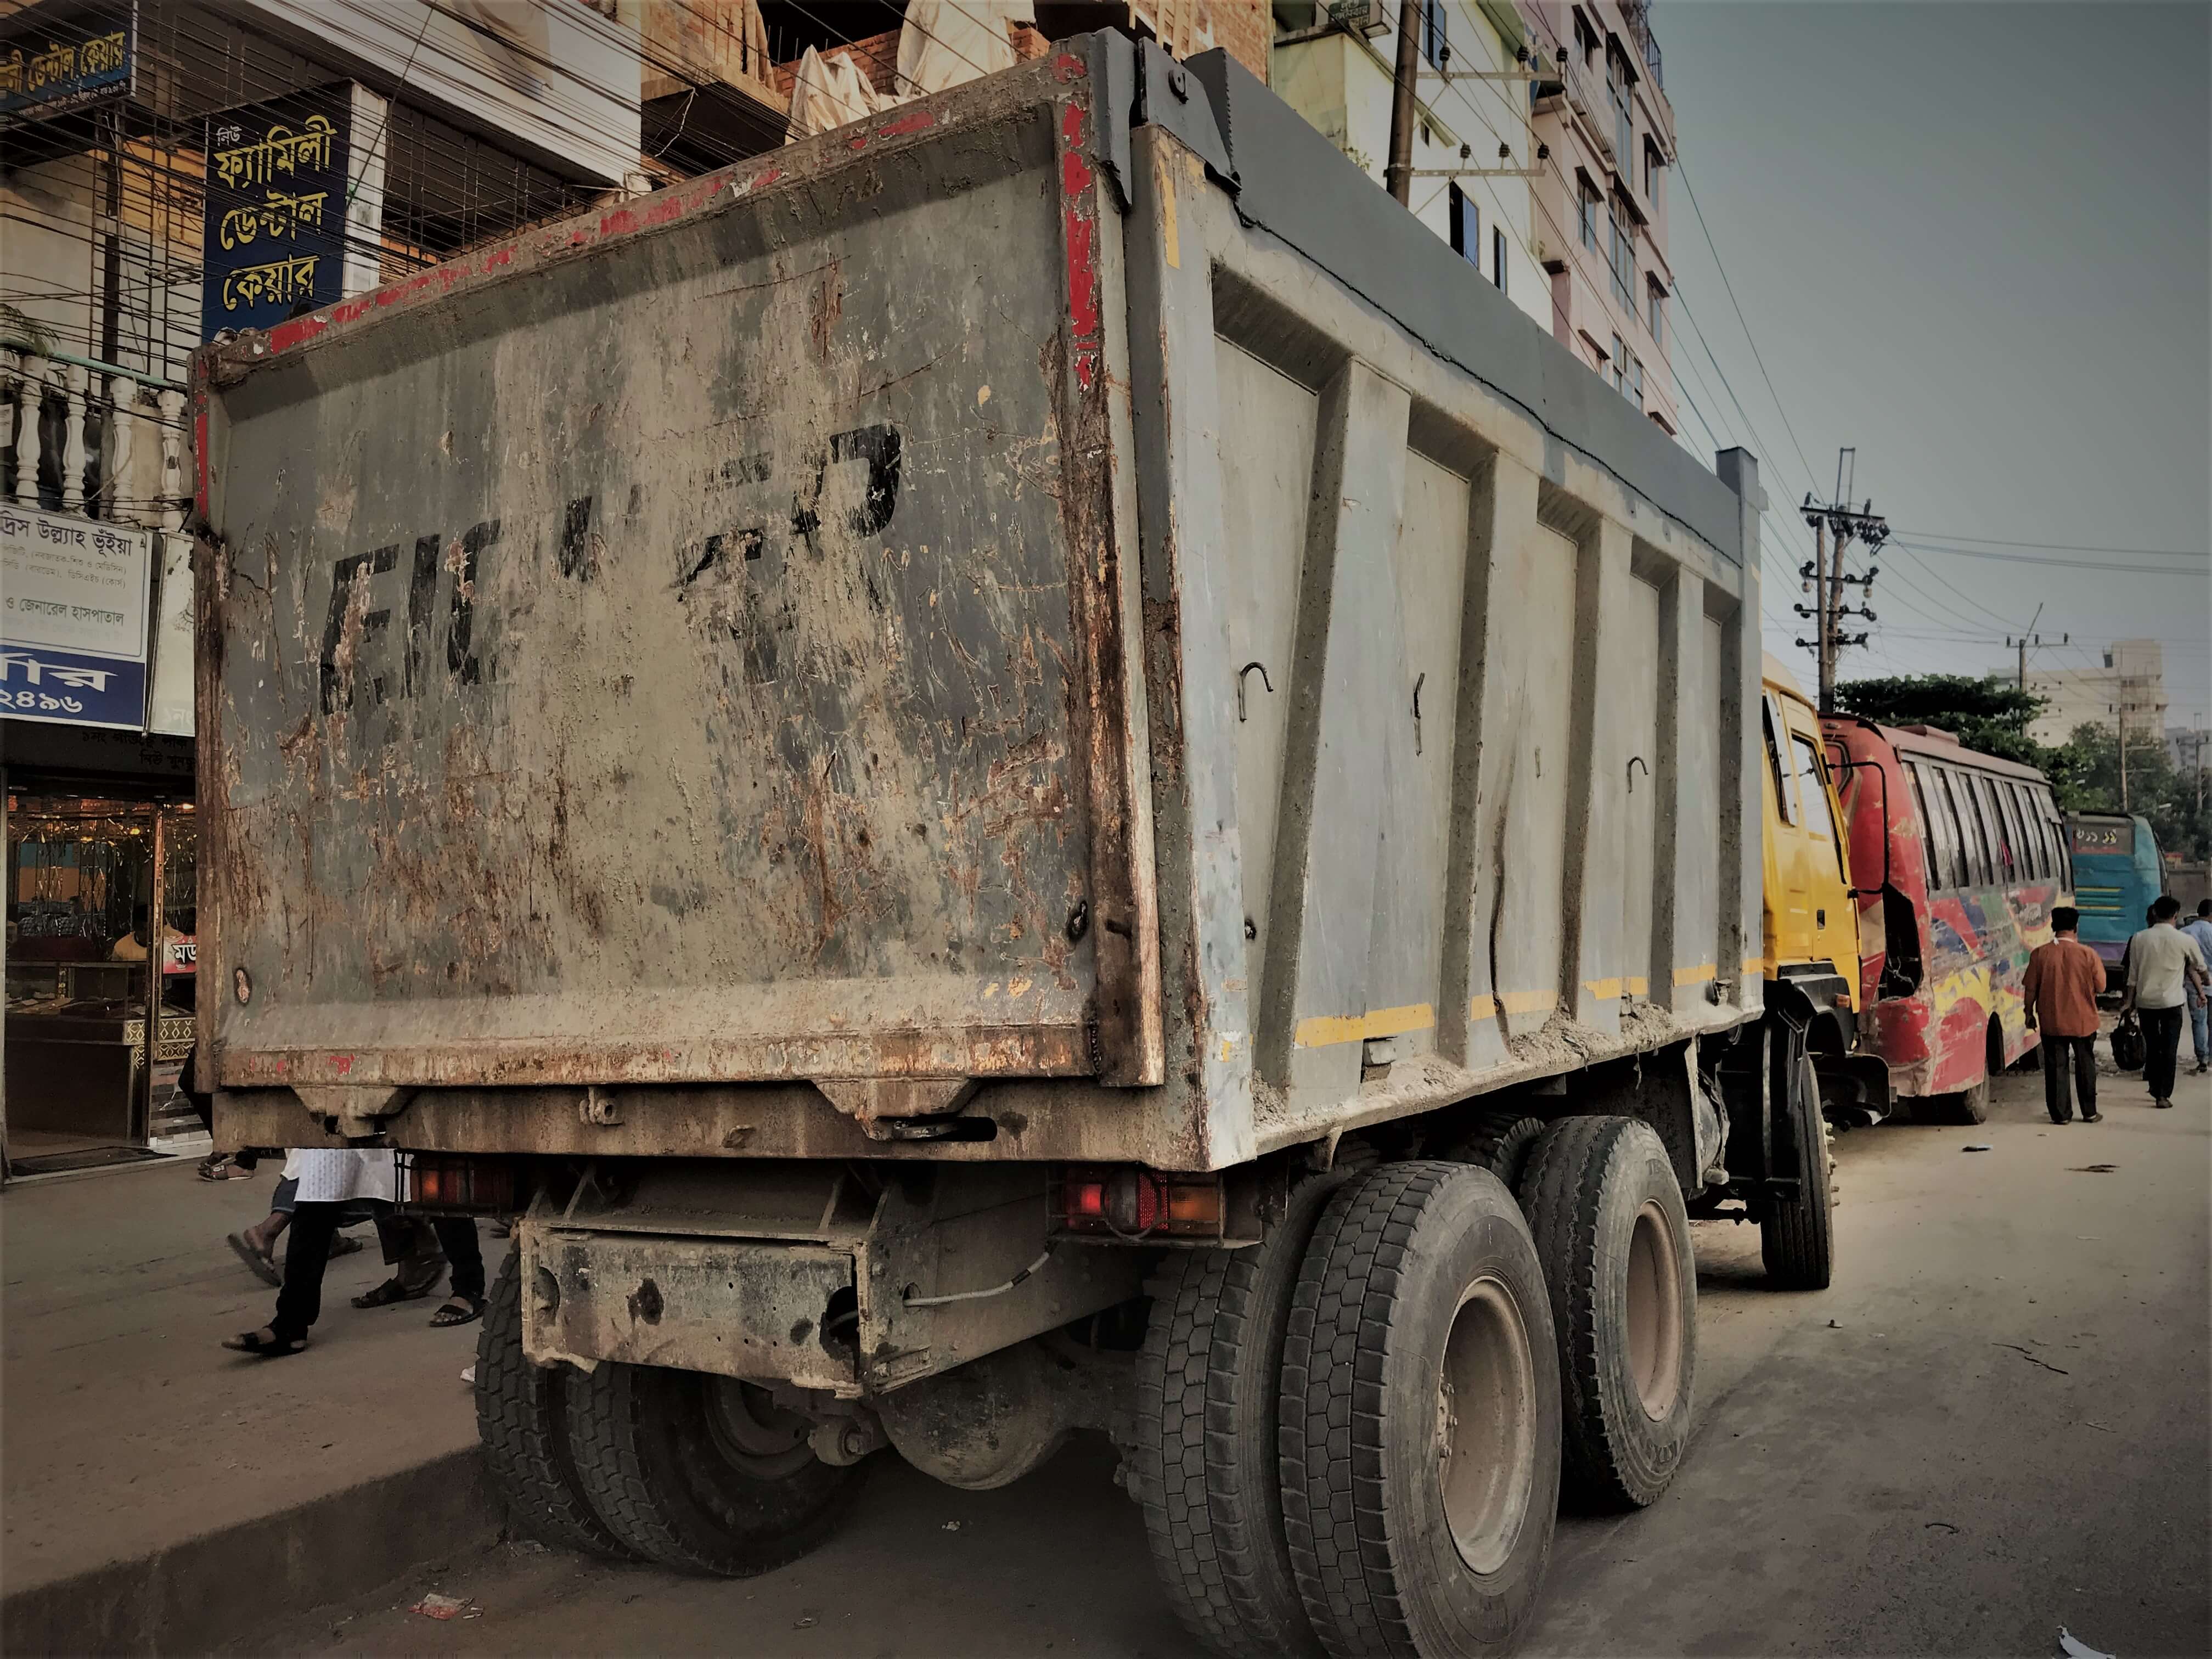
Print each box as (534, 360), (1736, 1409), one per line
(4, 792), (200, 1174)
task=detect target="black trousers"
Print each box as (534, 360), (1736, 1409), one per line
(2040, 1034), (2097, 1122)
(273, 1206), (484, 1340)
(2142, 1005), (2186, 1100)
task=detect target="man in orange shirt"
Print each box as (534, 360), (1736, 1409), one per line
(2024, 907), (2107, 1124)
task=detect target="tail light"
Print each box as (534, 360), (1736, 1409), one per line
(1054, 1165), (1224, 1239)
(399, 1152), (519, 1214)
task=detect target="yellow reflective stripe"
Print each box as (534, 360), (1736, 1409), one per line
(1468, 994), (1498, 1021)
(1293, 1003), (1436, 1049)
(1499, 989), (1557, 1015)
(1584, 977), (1624, 1000)
(1673, 963), (1718, 986)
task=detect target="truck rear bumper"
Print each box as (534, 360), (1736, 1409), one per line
(512, 1163), (1144, 1398)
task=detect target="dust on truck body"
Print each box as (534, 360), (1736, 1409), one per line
(199, 37), (1810, 1656)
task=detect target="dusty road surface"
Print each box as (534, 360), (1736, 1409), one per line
(282, 1064), (2209, 1659)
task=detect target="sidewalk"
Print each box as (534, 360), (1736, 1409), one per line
(1, 1161), (500, 1654)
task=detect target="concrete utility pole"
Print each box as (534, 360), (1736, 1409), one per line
(2005, 605), (2065, 690)
(1385, 0), (1423, 205)
(1794, 447), (1888, 713)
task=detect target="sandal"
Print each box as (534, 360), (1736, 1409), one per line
(430, 1295), (487, 1328)
(227, 1231), (283, 1289)
(352, 1277), (435, 1309)
(223, 1328), (308, 1358)
(199, 1157), (255, 1180)
(330, 1233), (366, 1258)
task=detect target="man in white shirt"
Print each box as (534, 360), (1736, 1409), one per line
(2119, 896), (2209, 1108)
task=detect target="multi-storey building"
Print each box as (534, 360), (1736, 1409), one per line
(1270, 1), (1679, 435)
(1271, 2), (1554, 336)
(1519, 0), (1676, 435)
(2028, 640), (2170, 749)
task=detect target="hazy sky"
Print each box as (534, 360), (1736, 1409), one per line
(1655, 0), (2211, 726)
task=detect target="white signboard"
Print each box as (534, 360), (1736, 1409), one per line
(1, 504), (154, 730)
(147, 531), (196, 737)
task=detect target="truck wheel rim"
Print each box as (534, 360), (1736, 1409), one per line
(1437, 1274), (1539, 1576)
(703, 1378), (816, 1480)
(1626, 1199), (1684, 1420)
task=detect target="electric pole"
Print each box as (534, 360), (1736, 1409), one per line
(2005, 605), (2065, 691)
(1384, 0), (1423, 206)
(1794, 447), (1888, 713)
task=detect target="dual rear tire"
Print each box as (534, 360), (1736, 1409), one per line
(1138, 1161), (1562, 1659)
(473, 1250), (864, 1576)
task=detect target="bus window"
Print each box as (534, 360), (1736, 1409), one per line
(1910, 761), (1959, 891)
(1933, 769), (1979, 887)
(1763, 697), (1797, 825)
(2043, 796), (2069, 880)
(2017, 787), (2044, 885)
(1791, 733), (1843, 878)
(1948, 771), (1994, 887)
(1997, 783), (2033, 881)
(1975, 775), (2016, 882)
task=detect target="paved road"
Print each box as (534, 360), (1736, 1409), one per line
(282, 1064), (2210, 1658)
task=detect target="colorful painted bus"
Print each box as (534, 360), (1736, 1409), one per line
(1821, 721), (2069, 1122)
(2065, 813), (2165, 992)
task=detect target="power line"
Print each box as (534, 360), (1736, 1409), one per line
(1892, 540), (2210, 577)
(1890, 529), (2205, 558)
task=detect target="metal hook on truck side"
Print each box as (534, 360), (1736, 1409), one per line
(1626, 755), (1648, 792)
(1412, 672), (1426, 755)
(1236, 661), (1271, 722)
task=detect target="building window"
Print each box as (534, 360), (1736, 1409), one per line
(1449, 184), (1479, 267)
(1608, 202), (1635, 311)
(1423, 1), (1448, 70)
(1611, 333), (1625, 394)
(1606, 47), (1634, 176)
(1493, 226), (1507, 291)
(1578, 178), (1600, 251)
(1647, 284), (1664, 350)
(1629, 355), (1643, 409)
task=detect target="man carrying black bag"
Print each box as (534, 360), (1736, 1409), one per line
(2120, 896), (2208, 1109)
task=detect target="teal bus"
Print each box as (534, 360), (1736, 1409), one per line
(2066, 813), (2166, 989)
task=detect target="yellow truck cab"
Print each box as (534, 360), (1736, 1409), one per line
(1759, 656), (1889, 1123)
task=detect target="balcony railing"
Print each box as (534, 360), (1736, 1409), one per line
(1, 346), (189, 534)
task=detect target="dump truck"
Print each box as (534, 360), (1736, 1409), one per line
(197, 37), (1821, 1656)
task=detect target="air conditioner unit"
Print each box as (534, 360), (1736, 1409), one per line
(1327, 0), (1391, 39)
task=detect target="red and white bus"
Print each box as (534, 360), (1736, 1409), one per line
(1821, 720), (2070, 1122)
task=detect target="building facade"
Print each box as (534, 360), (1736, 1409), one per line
(1270, 1), (1551, 336)
(2026, 639), (2169, 749)
(1269, 1), (1679, 435)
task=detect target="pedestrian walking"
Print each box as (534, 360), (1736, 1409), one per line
(2024, 907), (2106, 1123)
(221, 1150), (485, 1355)
(225, 1161), (365, 1287)
(2181, 899), (2212, 1076)
(352, 1212), (487, 1328)
(223, 1147), (398, 1357)
(2118, 896), (2209, 1109)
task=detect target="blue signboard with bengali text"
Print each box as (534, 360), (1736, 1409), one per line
(201, 85), (351, 340)
(0, 2), (134, 123)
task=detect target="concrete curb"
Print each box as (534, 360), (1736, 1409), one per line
(0, 1448), (500, 1656)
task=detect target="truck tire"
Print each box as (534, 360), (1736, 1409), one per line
(1517, 1117), (1697, 1510)
(1134, 1175), (1347, 1658)
(564, 1360), (864, 1576)
(474, 1250), (634, 1559)
(1761, 1054), (1836, 1291)
(1279, 1162), (1560, 1657)
(1441, 1109), (1549, 1190)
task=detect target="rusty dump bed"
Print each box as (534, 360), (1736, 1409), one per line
(200, 38), (1765, 1169)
